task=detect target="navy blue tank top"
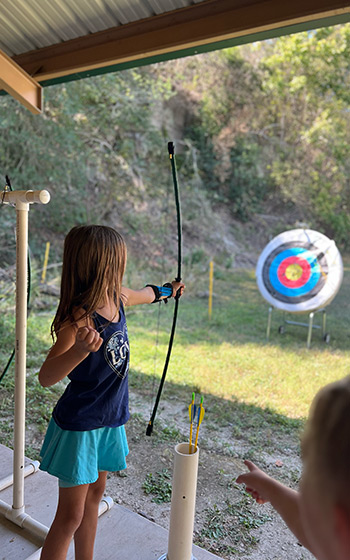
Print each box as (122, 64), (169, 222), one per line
(52, 303), (130, 431)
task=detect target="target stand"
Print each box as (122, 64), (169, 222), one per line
(266, 306), (330, 349)
(257, 229), (343, 348)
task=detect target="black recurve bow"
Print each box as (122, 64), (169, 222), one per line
(146, 141), (182, 436)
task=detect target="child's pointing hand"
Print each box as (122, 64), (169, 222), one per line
(236, 460), (270, 504)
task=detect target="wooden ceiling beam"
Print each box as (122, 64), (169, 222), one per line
(0, 49), (42, 113)
(12, 0), (350, 82)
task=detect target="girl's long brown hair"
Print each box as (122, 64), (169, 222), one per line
(51, 225), (127, 339)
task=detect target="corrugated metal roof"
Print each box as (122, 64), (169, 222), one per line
(0, 0), (205, 57)
(1, 0), (349, 95)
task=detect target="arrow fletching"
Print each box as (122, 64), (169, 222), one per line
(194, 396), (205, 451)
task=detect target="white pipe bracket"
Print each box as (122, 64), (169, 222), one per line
(1, 189), (50, 210)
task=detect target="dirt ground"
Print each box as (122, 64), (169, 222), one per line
(20, 379), (315, 559)
(102, 390), (314, 560)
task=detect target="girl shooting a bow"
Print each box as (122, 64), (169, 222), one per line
(38, 224), (184, 560)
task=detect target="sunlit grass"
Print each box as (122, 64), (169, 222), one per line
(129, 333), (350, 419)
(127, 261), (350, 421)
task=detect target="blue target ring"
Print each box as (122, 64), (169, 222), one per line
(269, 247), (321, 298)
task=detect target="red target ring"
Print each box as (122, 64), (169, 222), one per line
(277, 256), (311, 289)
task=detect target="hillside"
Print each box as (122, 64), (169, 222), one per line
(1, 23), (350, 276)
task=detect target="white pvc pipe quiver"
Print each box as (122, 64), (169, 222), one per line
(159, 442), (199, 560)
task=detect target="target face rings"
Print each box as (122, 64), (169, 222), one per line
(263, 242), (328, 304)
(256, 229), (343, 313)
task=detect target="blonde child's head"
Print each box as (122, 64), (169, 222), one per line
(301, 375), (350, 512)
(52, 225), (127, 336)
(300, 376), (350, 560)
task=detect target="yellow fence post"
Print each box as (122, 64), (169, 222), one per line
(208, 260), (214, 320)
(41, 242), (50, 284)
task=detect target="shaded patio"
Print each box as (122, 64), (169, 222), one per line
(0, 443), (222, 560)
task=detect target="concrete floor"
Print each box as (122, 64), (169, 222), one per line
(0, 444), (222, 560)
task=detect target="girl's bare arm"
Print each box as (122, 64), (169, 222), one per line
(122, 281), (185, 307)
(38, 323), (102, 387)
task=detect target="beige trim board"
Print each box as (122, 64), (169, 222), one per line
(0, 49), (42, 114)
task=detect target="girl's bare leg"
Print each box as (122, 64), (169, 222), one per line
(40, 484), (89, 560)
(74, 472), (108, 560)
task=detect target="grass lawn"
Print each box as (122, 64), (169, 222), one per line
(126, 259), (350, 421)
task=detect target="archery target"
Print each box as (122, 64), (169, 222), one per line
(256, 229), (343, 313)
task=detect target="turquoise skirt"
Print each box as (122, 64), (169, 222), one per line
(39, 417), (129, 486)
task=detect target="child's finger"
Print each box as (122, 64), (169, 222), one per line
(244, 460), (258, 472)
(76, 327), (102, 349)
(245, 487), (267, 504)
(91, 332), (103, 350)
(172, 282), (185, 297)
(76, 326), (91, 341)
(236, 470), (254, 484)
(86, 330), (102, 348)
(85, 329), (98, 343)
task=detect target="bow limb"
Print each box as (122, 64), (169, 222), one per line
(146, 142), (182, 436)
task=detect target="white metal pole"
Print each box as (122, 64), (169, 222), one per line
(0, 497), (49, 539)
(0, 459), (40, 492)
(0, 190), (50, 520)
(13, 201), (29, 515)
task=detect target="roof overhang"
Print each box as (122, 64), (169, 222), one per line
(1, 0), (349, 112)
(12, 0), (350, 87)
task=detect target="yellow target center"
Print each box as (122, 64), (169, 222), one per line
(285, 263), (303, 281)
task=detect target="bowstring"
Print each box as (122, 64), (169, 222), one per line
(0, 176), (16, 383)
(148, 161), (171, 416)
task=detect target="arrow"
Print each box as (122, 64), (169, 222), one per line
(189, 392), (196, 454)
(194, 396), (205, 452)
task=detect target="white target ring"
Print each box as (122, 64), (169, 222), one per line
(256, 229), (343, 313)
